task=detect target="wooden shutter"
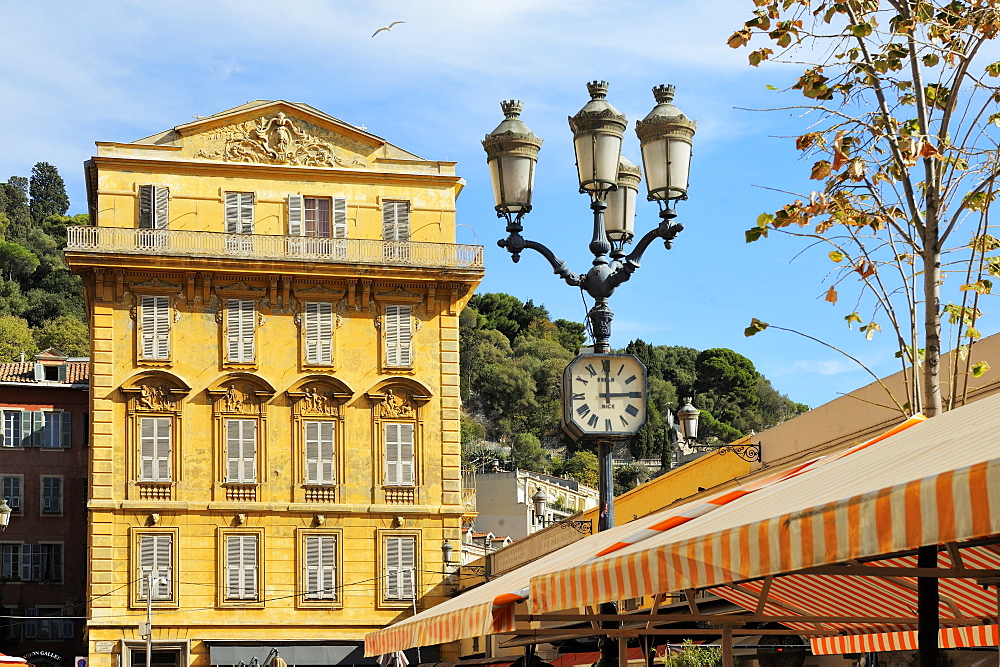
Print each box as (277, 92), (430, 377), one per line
(138, 185), (154, 228)
(304, 421), (335, 485)
(333, 198), (348, 239)
(304, 535), (337, 600)
(288, 194), (304, 236)
(141, 295), (171, 360)
(227, 535), (258, 600)
(154, 186), (169, 229)
(33, 363), (44, 381)
(304, 302), (333, 364)
(226, 419), (256, 482)
(60, 412), (71, 448)
(304, 421), (320, 484)
(227, 299), (255, 363)
(384, 423), (413, 486)
(226, 193), (255, 234)
(385, 305), (412, 366)
(31, 412), (44, 448)
(386, 536), (416, 600)
(139, 534), (172, 600)
(382, 201), (410, 241)
(58, 364), (68, 382)
(140, 417), (171, 481)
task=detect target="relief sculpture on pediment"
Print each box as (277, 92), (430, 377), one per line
(194, 112), (367, 169)
(136, 384), (176, 412)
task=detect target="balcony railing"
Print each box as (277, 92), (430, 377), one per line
(66, 226), (484, 270)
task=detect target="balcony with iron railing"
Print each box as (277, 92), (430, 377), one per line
(65, 226), (484, 270)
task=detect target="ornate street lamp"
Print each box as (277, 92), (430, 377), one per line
(483, 82), (698, 533)
(676, 397), (761, 463)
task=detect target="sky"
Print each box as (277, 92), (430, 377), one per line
(1, 0), (988, 409)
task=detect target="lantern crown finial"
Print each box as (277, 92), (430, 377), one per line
(501, 99), (523, 119)
(652, 84), (676, 105)
(587, 80), (610, 100)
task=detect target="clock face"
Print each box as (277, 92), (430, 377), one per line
(562, 354), (647, 441)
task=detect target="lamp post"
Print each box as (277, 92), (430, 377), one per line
(484, 82), (698, 532)
(531, 487), (592, 534)
(0, 498), (11, 531)
(676, 397), (761, 462)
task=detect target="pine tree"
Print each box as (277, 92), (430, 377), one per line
(2, 177), (31, 244)
(29, 162), (69, 223)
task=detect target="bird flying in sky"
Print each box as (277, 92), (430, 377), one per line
(372, 21), (404, 38)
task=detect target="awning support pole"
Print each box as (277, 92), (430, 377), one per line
(917, 545), (939, 667)
(721, 625), (733, 667)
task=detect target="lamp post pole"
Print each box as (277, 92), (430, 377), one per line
(484, 82), (697, 667)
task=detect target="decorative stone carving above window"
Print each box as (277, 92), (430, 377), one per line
(193, 113), (367, 169)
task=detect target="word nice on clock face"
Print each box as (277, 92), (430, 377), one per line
(561, 353), (648, 441)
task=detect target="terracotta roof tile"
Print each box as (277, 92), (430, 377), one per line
(0, 361), (90, 384)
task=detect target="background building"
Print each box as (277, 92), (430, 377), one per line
(472, 469), (598, 540)
(0, 351), (90, 667)
(65, 101), (483, 667)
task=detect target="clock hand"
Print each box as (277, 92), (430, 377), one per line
(603, 391), (643, 398)
(600, 360), (613, 402)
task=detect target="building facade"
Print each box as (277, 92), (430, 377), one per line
(0, 351), (90, 667)
(472, 470), (598, 541)
(65, 101), (483, 667)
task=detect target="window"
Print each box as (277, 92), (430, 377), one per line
(287, 195), (347, 238)
(225, 419), (257, 483)
(382, 200), (410, 241)
(225, 534), (259, 600)
(384, 305), (413, 367)
(384, 535), (416, 600)
(1, 476), (22, 513)
(41, 477), (62, 514)
(138, 185), (169, 229)
(304, 421), (335, 485)
(303, 301), (334, 365)
(384, 423), (414, 487)
(137, 534), (173, 601)
(302, 534), (338, 601)
(225, 192), (254, 234)
(140, 296), (171, 360)
(42, 412), (70, 448)
(2, 410), (21, 447)
(27, 607), (74, 640)
(226, 299), (256, 363)
(1, 543), (63, 582)
(139, 417), (171, 482)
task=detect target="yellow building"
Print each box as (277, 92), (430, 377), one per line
(66, 101), (483, 667)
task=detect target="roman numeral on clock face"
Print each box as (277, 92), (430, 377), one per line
(625, 404), (639, 417)
(577, 404), (591, 417)
(588, 414), (599, 428)
(572, 393), (585, 400)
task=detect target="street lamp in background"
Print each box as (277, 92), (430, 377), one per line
(483, 82), (698, 532)
(0, 498), (11, 531)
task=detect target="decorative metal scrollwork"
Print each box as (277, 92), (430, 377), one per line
(691, 443), (761, 462)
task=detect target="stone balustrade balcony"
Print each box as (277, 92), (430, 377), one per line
(66, 226), (484, 270)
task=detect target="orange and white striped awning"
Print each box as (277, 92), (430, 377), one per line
(810, 625), (999, 654)
(528, 394), (1000, 614)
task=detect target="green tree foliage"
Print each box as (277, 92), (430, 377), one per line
(0, 163), (88, 348)
(29, 162), (70, 223)
(34, 315), (90, 357)
(661, 640), (721, 667)
(614, 462), (650, 496)
(551, 450), (599, 487)
(732, 0), (1000, 417)
(467, 293), (550, 344)
(0, 315), (38, 362)
(510, 433), (548, 473)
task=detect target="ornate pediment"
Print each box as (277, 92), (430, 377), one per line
(192, 112), (368, 169)
(373, 388), (417, 420)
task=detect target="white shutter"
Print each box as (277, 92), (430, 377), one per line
(154, 186), (170, 229)
(225, 192), (240, 233)
(333, 198), (348, 239)
(304, 421), (320, 484)
(226, 419), (256, 483)
(140, 417), (171, 482)
(386, 536), (416, 600)
(32, 412), (45, 447)
(288, 194), (304, 236)
(240, 194), (254, 233)
(399, 423), (414, 486)
(304, 535), (336, 600)
(227, 300), (255, 363)
(385, 305), (412, 367)
(141, 295), (171, 360)
(227, 535), (258, 600)
(385, 424), (399, 486)
(139, 534), (172, 600)
(305, 534), (321, 599)
(304, 302), (333, 364)
(382, 201), (409, 241)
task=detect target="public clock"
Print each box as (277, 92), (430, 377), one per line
(561, 353), (647, 441)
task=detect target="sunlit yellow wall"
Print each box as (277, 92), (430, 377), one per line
(69, 102), (482, 667)
(578, 453), (753, 527)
